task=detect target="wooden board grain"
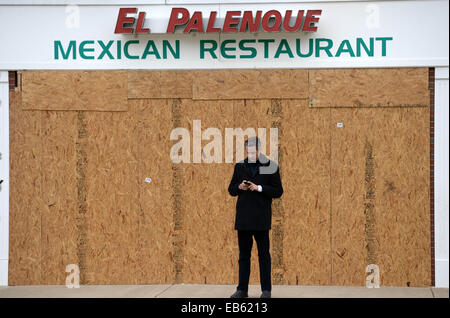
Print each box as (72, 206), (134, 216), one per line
(310, 68), (430, 108)
(176, 98), (238, 284)
(8, 68), (432, 286)
(128, 70), (194, 99)
(330, 107), (431, 286)
(372, 107), (431, 287)
(40, 110), (78, 284)
(83, 107), (140, 284)
(8, 91), (43, 285)
(193, 69), (309, 100)
(134, 99), (176, 284)
(282, 100), (331, 285)
(330, 109), (367, 285)
(22, 71), (128, 111)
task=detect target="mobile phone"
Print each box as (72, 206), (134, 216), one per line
(244, 181), (251, 185)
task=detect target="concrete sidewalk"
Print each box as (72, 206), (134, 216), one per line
(0, 284), (448, 298)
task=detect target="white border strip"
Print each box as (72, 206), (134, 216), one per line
(0, 59), (448, 71)
(435, 66), (449, 288)
(0, 0), (439, 5)
(0, 71), (9, 286)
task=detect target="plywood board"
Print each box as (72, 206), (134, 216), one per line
(310, 68), (430, 108)
(282, 100), (331, 285)
(193, 69), (309, 100)
(83, 107), (140, 284)
(372, 107), (431, 286)
(330, 109), (367, 285)
(40, 111), (78, 284)
(128, 70), (194, 99)
(8, 68), (432, 286)
(8, 91), (43, 285)
(22, 71), (128, 111)
(176, 98), (238, 285)
(330, 107), (431, 286)
(233, 99), (275, 162)
(134, 99), (176, 284)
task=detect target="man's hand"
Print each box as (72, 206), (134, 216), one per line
(239, 180), (250, 190)
(246, 181), (259, 191)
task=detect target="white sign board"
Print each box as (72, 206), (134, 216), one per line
(0, 0), (448, 70)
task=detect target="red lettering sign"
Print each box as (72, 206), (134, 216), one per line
(240, 11), (262, 33)
(283, 10), (304, 32)
(114, 7), (322, 34)
(302, 10), (322, 32)
(223, 11), (241, 33)
(166, 8), (190, 33)
(135, 11), (150, 33)
(262, 10), (282, 32)
(206, 12), (221, 33)
(115, 8), (137, 34)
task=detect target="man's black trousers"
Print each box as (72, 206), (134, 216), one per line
(237, 230), (271, 292)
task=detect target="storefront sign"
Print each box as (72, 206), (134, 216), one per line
(0, 1), (447, 69)
(54, 7), (394, 61)
(54, 37), (393, 60)
(114, 8), (322, 34)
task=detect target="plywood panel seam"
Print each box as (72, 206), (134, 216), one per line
(272, 99), (284, 284)
(75, 111), (88, 284)
(311, 105), (429, 109)
(328, 107), (333, 285)
(135, 100), (142, 284)
(309, 68), (430, 108)
(39, 110), (44, 285)
(308, 69), (312, 108)
(171, 98), (184, 284)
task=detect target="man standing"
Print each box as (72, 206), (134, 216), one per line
(227, 136), (283, 298)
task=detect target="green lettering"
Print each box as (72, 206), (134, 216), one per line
(335, 39), (355, 57)
(375, 37), (393, 56)
(296, 39), (313, 58)
(162, 40), (180, 59)
(200, 40), (218, 59)
(315, 38), (333, 57)
(356, 38), (374, 57)
(117, 40), (122, 60)
(221, 40), (236, 59)
(79, 40), (95, 60)
(124, 40), (139, 59)
(257, 39), (275, 58)
(274, 39), (294, 58)
(142, 41), (161, 59)
(98, 40), (114, 59)
(239, 40), (257, 59)
(54, 40), (76, 60)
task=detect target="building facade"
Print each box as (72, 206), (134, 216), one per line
(0, 0), (448, 287)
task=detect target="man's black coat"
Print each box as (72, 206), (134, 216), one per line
(228, 153), (284, 231)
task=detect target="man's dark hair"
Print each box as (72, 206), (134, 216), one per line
(244, 136), (261, 150)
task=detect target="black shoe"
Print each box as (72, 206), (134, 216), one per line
(260, 290), (271, 298)
(230, 290), (248, 298)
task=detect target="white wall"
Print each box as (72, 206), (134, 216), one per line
(435, 67), (449, 288)
(0, 0), (448, 69)
(0, 71), (9, 286)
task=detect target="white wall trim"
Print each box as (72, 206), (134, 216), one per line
(0, 0), (440, 5)
(0, 71), (9, 286)
(436, 67), (449, 80)
(435, 66), (449, 288)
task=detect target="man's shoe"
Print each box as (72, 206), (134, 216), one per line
(230, 290), (248, 298)
(260, 290), (271, 298)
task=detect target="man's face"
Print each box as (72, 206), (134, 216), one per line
(246, 145), (260, 162)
